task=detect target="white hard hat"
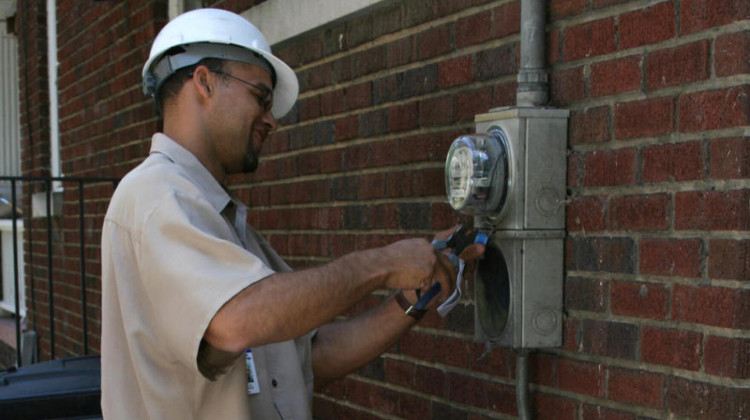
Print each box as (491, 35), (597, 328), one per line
(142, 8), (298, 119)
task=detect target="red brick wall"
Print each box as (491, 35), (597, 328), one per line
(16, 0), (748, 418)
(251, 0), (747, 418)
(17, 0), (164, 359)
(560, 0), (749, 419)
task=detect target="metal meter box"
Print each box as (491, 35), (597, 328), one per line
(475, 231), (565, 347)
(460, 107), (569, 349)
(474, 108), (569, 231)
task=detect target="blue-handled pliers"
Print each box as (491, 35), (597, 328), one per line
(410, 225), (489, 311)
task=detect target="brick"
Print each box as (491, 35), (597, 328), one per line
(417, 24), (451, 60)
(386, 36), (414, 68)
(446, 373), (487, 407)
(610, 281), (669, 320)
(435, 0), (491, 17)
(358, 109), (387, 138)
(619, 2), (676, 49)
(581, 405), (637, 420)
(673, 285), (749, 328)
(680, 0), (750, 35)
(565, 276), (606, 312)
(455, 11), (491, 48)
(608, 368), (665, 408)
(716, 31), (750, 77)
(563, 18), (616, 61)
(320, 89), (345, 116)
(645, 41), (710, 90)
(614, 97), (674, 139)
(590, 56), (642, 97)
(675, 189), (750, 231)
(438, 55), (473, 89)
(550, 0), (585, 19)
(491, 1), (521, 38)
(469, 344), (510, 377)
(567, 195), (606, 232)
(704, 336), (750, 379)
(399, 134), (435, 164)
(387, 102), (418, 132)
(474, 44), (517, 80)
(433, 402), (467, 420)
(397, 203), (432, 229)
(550, 66), (586, 105)
(399, 394), (431, 420)
(357, 173), (385, 199)
(369, 203), (398, 229)
(640, 238), (702, 277)
(346, 379), (399, 415)
(371, 140), (399, 168)
(567, 236), (636, 274)
(403, 64), (439, 97)
(345, 82), (372, 111)
(419, 95), (453, 127)
(344, 144), (371, 170)
(485, 382), (517, 415)
(679, 86), (750, 133)
(557, 359), (605, 397)
(581, 319), (639, 360)
(642, 141), (706, 182)
(404, 0), (436, 27)
(708, 239), (750, 281)
(582, 149), (637, 186)
(668, 377), (746, 420)
(641, 327), (702, 370)
(528, 353), (556, 387)
(609, 194), (670, 231)
(433, 336), (469, 368)
(298, 95), (321, 121)
(570, 106), (611, 145)
(533, 394), (577, 420)
(492, 81), (517, 108)
(384, 359), (414, 387)
(357, 357), (385, 381)
(562, 318), (579, 352)
(710, 137), (750, 180)
(455, 87), (492, 122)
(414, 365), (445, 397)
(374, 74), (401, 105)
(548, 28), (561, 65)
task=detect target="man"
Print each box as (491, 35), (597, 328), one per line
(101, 8), (483, 420)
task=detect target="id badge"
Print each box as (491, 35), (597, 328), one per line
(245, 349), (260, 395)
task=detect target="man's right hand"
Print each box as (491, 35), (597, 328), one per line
(377, 238), (454, 303)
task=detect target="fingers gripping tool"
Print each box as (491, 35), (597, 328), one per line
(411, 225), (489, 311)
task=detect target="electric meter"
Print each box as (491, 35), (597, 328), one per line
(444, 128), (511, 216)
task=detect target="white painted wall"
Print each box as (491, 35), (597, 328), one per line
(242, 0), (389, 45)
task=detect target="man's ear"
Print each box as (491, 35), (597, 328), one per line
(191, 64), (214, 99)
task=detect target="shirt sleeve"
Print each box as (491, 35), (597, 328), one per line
(136, 190), (274, 372)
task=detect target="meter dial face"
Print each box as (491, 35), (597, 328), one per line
(444, 129), (511, 216)
(448, 146), (474, 209)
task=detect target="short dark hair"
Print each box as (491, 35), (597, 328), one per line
(154, 57), (227, 116)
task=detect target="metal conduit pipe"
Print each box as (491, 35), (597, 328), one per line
(516, 349), (532, 420)
(516, 0), (549, 107)
(514, 0), (547, 418)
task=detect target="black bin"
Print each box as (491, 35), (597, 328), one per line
(0, 355), (101, 420)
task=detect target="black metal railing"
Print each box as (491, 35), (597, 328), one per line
(0, 176), (118, 366)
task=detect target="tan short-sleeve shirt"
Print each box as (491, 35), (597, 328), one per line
(101, 133), (314, 419)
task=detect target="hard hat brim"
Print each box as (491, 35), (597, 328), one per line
(256, 50), (298, 120)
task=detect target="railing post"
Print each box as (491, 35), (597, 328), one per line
(78, 180), (88, 355)
(45, 179), (55, 360)
(11, 179), (22, 366)
(1, 175), (118, 364)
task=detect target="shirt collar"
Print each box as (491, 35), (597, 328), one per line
(149, 133), (232, 214)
